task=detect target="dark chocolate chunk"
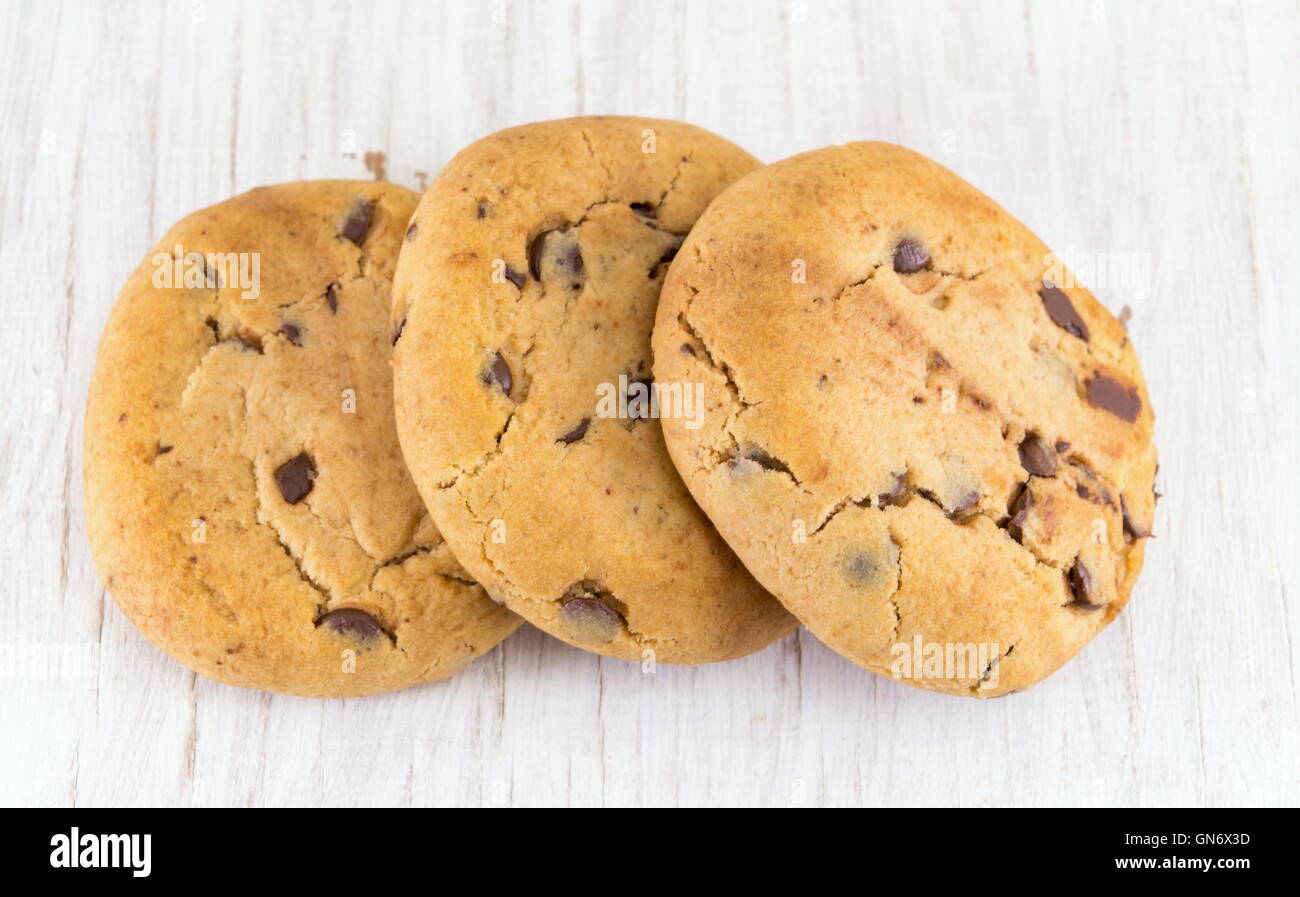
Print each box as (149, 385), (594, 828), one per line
(1039, 282), (1090, 341)
(559, 596), (623, 643)
(503, 265), (526, 289)
(558, 240), (583, 278)
(841, 545), (895, 588)
(951, 490), (981, 519)
(391, 317), (406, 345)
(877, 473), (909, 507)
(527, 230), (551, 280)
(893, 238), (930, 274)
(649, 246), (679, 279)
(1005, 484), (1034, 542)
(318, 608), (383, 641)
(339, 199), (375, 246)
(274, 452), (316, 504)
(1121, 496), (1150, 540)
(558, 417), (591, 445)
(624, 375), (653, 419)
(157, 444), (173, 455)
(279, 321), (303, 346)
(325, 283), (339, 314)
(1018, 434), (1057, 477)
(630, 202), (656, 218)
(528, 229), (584, 288)
(405, 222), (418, 242)
(680, 343), (696, 356)
(1086, 374), (1142, 422)
(1066, 559), (1105, 610)
(744, 446), (794, 478)
(844, 552), (880, 585)
(476, 200), (490, 219)
(482, 352), (513, 396)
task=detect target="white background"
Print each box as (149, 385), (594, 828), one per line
(1, 0), (1296, 808)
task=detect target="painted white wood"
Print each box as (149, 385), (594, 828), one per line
(0, 0), (1295, 808)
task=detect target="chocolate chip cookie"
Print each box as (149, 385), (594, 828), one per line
(85, 181), (520, 697)
(652, 142), (1157, 696)
(392, 117), (796, 663)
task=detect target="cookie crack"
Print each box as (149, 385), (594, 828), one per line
(194, 578), (239, 624)
(655, 150), (695, 212)
(257, 496), (336, 616)
(886, 534), (903, 644)
(971, 641), (1017, 695)
(435, 409), (516, 491)
(578, 129), (616, 186)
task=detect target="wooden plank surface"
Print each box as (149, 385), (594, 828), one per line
(0, 0), (1295, 807)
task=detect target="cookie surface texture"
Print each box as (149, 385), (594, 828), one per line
(393, 117), (796, 663)
(652, 142), (1157, 696)
(85, 181), (520, 697)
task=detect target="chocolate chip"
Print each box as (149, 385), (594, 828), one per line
(391, 317), (406, 345)
(877, 473), (909, 507)
(892, 238), (930, 274)
(318, 608), (383, 641)
(630, 202), (656, 218)
(844, 553), (879, 585)
(274, 452), (316, 504)
(527, 231), (551, 280)
(1066, 559), (1104, 610)
(649, 246), (679, 279)
(157, 444), (173, 455)
(1070, 462), (1113, 506)
(405, 222), (418, 242)
(279, 321), (303, 346)
(1005, 484), (1034, 542)
(1086, 374), (1142, 422)
(559, 595), (623, 643)
(528, 229), (584, 288)
(1018, 434), (1057, 477)
(503, 265), (526, 289)
(325, 283), (339, 314)
(1055, 440), (1070, 453)
(476, 200), (490, 219)
(841, 545), (894, 588)
(482, 352), (513, 396)
(680, 343), (696, 356)
(743, 446), (794, 478)
(951, 490), (981, 519)
(1121, 496), (1150, 540)
(558, 417), (590, 444)
(558, 241), (583, 278)
(624, 375), (654, 419)
(1039, 282), (1090, 341)
(339, 200), (375, 246)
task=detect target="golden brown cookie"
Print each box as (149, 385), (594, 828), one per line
(392, 117), (796, 663)
(85, 181), (520, 697)
(652, 142), (1157, 696)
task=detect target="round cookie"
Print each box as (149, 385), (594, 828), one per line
(652, 142), (1158, 696)
(392, 117), (796, 663)
(85, 181), (520, 697)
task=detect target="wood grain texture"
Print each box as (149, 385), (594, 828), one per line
(0, 0), (1295, 807)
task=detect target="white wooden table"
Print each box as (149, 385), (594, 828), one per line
(1, 0), (1296, 808)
